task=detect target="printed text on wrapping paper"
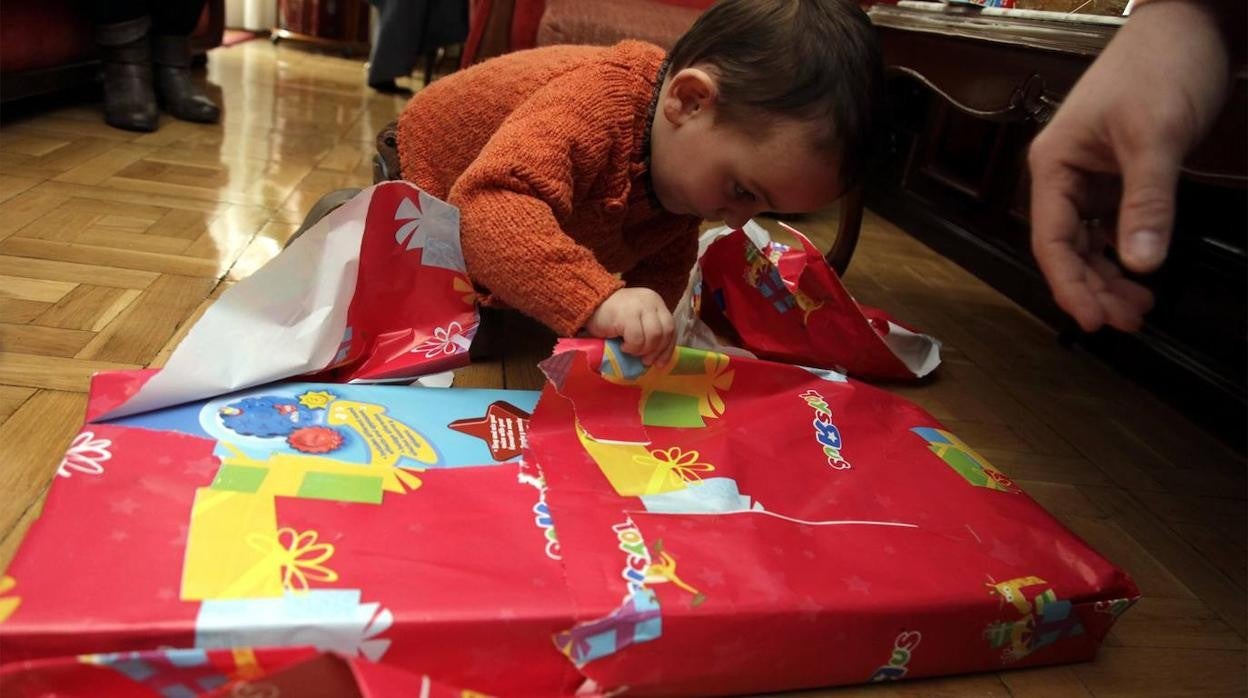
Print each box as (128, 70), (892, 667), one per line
(800, 390), (851, 470)
(613, 519), (652, 597)
(342, 406), (430, 462)
(491, 413), (526, 454)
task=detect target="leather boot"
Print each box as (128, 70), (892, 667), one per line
(95, 17), (158, 133)
(152, 35), (220, 123)
(284, 189), (364, 249)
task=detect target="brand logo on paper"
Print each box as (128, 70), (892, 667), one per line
(799, 390), (851, 470)
(518, 471), (561, 561)
(613, 518), (653, 598)
(870, 630), (921, 681)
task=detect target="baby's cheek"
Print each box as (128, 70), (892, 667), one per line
(695, 184), (720, 213)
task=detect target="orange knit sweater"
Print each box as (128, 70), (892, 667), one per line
(396, 41), (701, 336)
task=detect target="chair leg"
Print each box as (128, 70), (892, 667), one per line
(423, 49), (438, 86)
(825, 183), (864, 276)
(374, 121), (402, 183)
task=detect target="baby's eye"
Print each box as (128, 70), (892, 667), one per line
(733, 182), (755, 202)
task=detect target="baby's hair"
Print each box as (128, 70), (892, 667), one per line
(667, 0), (882, 189)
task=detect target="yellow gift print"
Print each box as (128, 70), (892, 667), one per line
(244, 528), (339, 593)
(577, 423), (715, 497)
(182, 489), (281, 600)
(600, 344), (735, 428)
(0, 576), (20, 623)
(182, 487), (339, 601)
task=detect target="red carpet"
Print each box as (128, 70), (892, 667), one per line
(221, 29), (260, 47)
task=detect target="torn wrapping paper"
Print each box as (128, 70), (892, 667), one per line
(689, 222), (941, 380)
(527, 339), (1136, 695)
(1, 342), (1135, 696)
(99, 182), (477, 421)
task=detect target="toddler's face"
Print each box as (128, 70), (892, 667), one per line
(651, 112), (842, 229)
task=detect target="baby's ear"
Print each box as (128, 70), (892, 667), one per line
(662, 67), (717, 125)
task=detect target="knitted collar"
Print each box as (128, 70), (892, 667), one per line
(640, 58), (671, 212)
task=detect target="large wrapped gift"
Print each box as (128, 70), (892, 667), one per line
(693, 222), (941, 380)
(1, 343), (1136, 696)
(0, 380), (583, 697)
(98, 182), (477, 422)
(527, 339), (1137, 695)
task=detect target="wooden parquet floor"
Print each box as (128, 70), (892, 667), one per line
(0, 41), (1244, 696)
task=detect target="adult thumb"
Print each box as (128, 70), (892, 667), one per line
(1117, 145), (1181, 274)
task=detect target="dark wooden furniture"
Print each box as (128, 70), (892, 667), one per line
(272, 0), (371, 57)
(865, 5), (1247, 447)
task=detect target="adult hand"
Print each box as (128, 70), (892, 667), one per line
(1027, 0), (1228, 332)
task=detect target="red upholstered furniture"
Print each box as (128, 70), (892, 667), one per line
(535, 0), (709, 49)
(462, 0), (713, 67)
(0, 0), (224, 104)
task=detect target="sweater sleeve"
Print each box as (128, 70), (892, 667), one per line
(621, 216), (701, 311)
(448, 69), (635, 337)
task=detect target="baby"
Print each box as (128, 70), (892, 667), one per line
(355, 0), (879, 365)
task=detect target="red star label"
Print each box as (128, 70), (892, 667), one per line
(448, 401), (533, 461)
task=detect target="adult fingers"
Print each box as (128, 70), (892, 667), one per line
(1115, 141), (1182, 273)
(1029, 143), (1105, 331)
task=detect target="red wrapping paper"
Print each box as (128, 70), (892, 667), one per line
(527, 339), (1136, 694)
(1, 341), (1136, 696)
(319, 184), (479, 382)
(697, 224), (940, 380)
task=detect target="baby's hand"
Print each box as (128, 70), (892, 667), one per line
(585, 288), (675, 366)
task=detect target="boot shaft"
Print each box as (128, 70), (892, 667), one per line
(152, 35), (194, 69)
(95, 17), (153, 64)
(94, 17), (157, 132)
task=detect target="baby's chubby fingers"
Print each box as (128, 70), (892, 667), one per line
(639, 310), (667, 360)
(619, 311), (648, 356)
(642, 305), (677, 365)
